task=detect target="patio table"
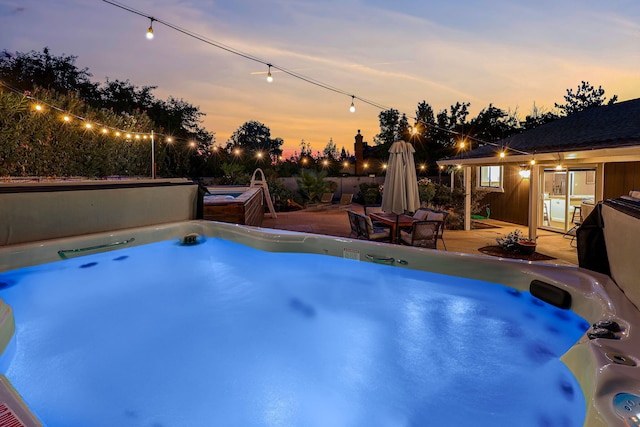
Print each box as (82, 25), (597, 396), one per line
(368, 212), (415, 243)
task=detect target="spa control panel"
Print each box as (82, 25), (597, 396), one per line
(614, 393), (640, 426)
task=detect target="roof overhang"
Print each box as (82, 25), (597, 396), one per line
(437, 146), (640, 167)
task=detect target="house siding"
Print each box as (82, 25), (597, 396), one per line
(604, 162), (640, 199)
(481, 165), (529, 226)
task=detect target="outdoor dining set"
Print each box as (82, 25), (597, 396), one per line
(347, 207), (448, 250)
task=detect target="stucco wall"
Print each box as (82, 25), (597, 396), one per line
(0, 179), (198, 246)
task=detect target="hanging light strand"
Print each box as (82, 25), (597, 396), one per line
(100, 0), (392, 112)
(0, 79), (153, 139)
(100, 0), (526, 158)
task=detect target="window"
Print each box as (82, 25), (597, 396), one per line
(478, 166), (503, 190)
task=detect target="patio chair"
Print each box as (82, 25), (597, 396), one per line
(363, 205), (392, 230)
(336, 193), (354, 210)
(346, 210), (361, 238)
(563, 206), (583, 247)
(356, 213), (391, 242)
(406, 208), (448, 250)
(399, 220), (443, 249)
(316, 193), (333, 208)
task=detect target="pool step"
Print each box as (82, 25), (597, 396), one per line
(0, 376), (41, 427)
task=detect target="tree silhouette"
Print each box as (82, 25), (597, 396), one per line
(555, 81), (618, 116)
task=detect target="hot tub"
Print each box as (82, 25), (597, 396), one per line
(0, 220), (638, 426)
(202, 186), (264, 226)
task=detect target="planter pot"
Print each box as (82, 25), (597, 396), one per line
(517, 241), (537, 255)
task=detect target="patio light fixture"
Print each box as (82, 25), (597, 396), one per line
(519, 167), (531, 179)
(146, 18), (154, 40)
(266, 64), (273, 83)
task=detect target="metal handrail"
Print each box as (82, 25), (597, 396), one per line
(58, 237), (135, 259)
(366, 254), (408, 265)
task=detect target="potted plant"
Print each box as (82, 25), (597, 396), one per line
(516, 238), (537, 255)
(496, 229), (537, 254)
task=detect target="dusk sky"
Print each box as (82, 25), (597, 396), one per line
(1, 0), (638, 156)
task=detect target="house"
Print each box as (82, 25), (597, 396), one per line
(437, 98), (640, 239)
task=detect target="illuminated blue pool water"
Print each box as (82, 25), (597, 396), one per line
(0, 238), (588, 426)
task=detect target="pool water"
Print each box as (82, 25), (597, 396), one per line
(0, 238), (589, 427)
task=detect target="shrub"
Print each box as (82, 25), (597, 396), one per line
(358, 182), (382, 205)
(266, 172), (302, 212)
(295, 169), (330, 204)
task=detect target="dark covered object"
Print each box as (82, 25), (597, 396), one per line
(577, 202), (610, 277)
(577, 197), (640, 278)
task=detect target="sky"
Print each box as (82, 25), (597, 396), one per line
(1, 0), (638, 156)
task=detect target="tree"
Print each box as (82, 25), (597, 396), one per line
(322, 138), (339, 161)
(373, 108), (401, 146)
(0, 47), (99, 101)
(555, 81), (618, 116)
(295, 169), (330, 203)
(521, 102), (560, 130)
(0, 47), (216, 179)
(225, 121), (283, 171)
(98, 79), (157, 114)
(299, 139), (313, 157)
(468, 104), (519, 144)
(0, 88), (154, 177)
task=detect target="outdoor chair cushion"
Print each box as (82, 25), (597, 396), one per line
(400, 220), (439, 248)
(359, 215), (391, 241)
(426, 211), (444, 221)
(413, 210), (428, 220)
(365, 216), (389, 234)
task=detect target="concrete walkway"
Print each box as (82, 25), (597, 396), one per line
(262, 204), (579, 267)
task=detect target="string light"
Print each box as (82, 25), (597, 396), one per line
(530, 159), (536, 165)
(266, 64), (273, 83)
(100, 0), (537, 163)
(146, 18), (154, 40)
(100, 0), (391, 115)
(499, 151), (506, 158)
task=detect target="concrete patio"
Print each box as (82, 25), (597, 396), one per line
(262, 204), (579, 267)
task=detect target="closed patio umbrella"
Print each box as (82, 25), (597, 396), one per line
(381, 140), (420, 215)
(404, 141), (420, 213)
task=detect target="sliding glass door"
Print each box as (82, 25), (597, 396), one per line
(541, 168), (596, 231)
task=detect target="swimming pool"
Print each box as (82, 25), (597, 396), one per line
(0, 220), (638, 426)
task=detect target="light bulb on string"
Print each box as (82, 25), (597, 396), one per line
(349, 96), (356, 113)
(146, 18), (154, 40)
(266, 64), (273, 83)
